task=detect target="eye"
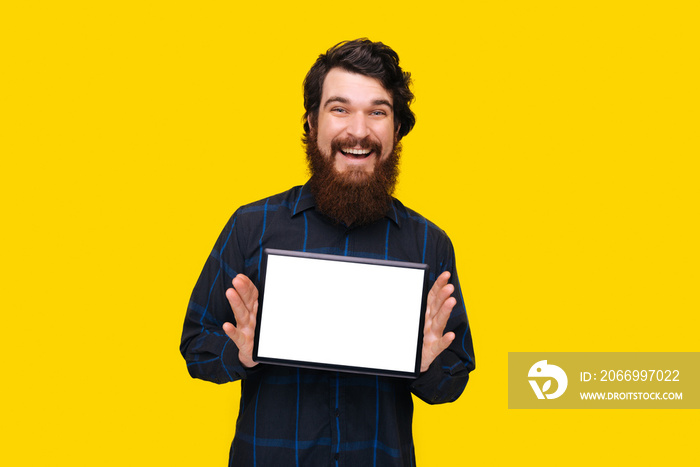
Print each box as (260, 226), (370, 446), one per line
(370, 110), (387, 116)
(331, 107), (347, 114)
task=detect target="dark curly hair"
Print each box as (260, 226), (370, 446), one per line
(302, 38), (415, 142)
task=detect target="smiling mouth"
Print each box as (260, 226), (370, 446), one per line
(339, 148), (373, 159)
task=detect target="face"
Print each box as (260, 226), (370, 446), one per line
(310, 68), (397, 178)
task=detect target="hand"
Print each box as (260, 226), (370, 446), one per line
(420, 271), (456, 373)
(223, 274), (259, 369)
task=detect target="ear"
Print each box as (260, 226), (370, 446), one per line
(307, 114), (314, 131)
(395, 123), (401, 137)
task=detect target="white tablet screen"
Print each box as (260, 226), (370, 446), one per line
(255, 249), (428, 377)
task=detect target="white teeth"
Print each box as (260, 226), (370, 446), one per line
(342, 148), (371, 155)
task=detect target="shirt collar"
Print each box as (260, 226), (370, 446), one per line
(292, 181), (402, 228)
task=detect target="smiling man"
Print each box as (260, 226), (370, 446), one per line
(305, 67), (401, 227)
(181, 39), (475, 466)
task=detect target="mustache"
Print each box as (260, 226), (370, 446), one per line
(330, 136), (382, 156)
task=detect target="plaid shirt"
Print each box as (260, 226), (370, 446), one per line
(181, 183), (475, 466)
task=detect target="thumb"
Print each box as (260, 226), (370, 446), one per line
(223, 322), (237, 340)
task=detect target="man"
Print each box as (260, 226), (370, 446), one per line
(181, 39), (475, 466)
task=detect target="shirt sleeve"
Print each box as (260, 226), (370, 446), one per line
(180, 212), (254, 384)
(410, 234), (476, 404)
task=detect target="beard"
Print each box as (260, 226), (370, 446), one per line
(305, 133), (401, 227)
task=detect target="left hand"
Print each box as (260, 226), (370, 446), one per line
(420, 271), (456, 372)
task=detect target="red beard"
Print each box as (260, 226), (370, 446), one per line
(306, 134), (401, 227)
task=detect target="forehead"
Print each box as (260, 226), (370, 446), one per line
(321, 68), (392, 105)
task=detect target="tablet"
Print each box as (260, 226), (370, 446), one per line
(253, 249), (429, 378)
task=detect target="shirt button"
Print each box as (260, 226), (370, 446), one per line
(335, 408), (340, 418)
(334, 453), (339, 460)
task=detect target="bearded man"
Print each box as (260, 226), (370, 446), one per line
(181, 39), (475, 466)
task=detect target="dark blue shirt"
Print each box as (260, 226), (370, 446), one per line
(181, 183), (475, 466)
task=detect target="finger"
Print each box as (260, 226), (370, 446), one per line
(428, 271), (450, 310)
(223, 322), (249, 351)
(436, 331), (455, 353)
(436, 283), (455, 306)
(428, 282), (454, 320)
(427, 271), (451, 303)
(226, 287), (250, 326)
(420, 330), (456, 372)
(434, 270), (451, 288)
(232, 274), (259, 310)
(223, 321), (238, 342)
(431, 296), (456, 334)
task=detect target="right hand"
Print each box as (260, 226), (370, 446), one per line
(223, 274), (259, 368)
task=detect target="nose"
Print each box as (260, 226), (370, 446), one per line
(346, 113), (370, 139)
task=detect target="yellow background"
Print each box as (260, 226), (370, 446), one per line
(2, 1), (698, 465)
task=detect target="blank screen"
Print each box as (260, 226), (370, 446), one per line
(256, 251), (427, 376)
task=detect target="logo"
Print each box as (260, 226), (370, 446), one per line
(528, 360), (568, 399)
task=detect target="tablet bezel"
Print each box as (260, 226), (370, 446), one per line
(253, 248), (429, 378)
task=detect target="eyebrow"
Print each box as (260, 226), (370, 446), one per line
(323, 96), (349, 109)
(371, 99), (393, 110)
(322, 96), (393, 110)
